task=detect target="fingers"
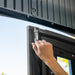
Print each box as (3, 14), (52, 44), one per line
(32, 40), (51, 51)
(32, 43), (37, 53)
(42, 40), (52, 45)
(37, 40), (46, 44)
(35, 41), (41, 48)
(39, 40), (44, 45)
(33, 40), (47, 47)
(42, 40), (46, 43)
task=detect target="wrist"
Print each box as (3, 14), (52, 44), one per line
(44, 56), (56, 67)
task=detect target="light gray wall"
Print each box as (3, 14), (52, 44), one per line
(0, 0), (75, 29)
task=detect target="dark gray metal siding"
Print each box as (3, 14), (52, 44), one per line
(23, 0), (28, 13)
(7, 0), (13, 9)
(0, 0), (4, 7)
(38, 0), (42, 18)
(54, 0), (60, 24)
(0, 0), (75, 29)
(48, 0), (53, 22)
(65, 0), (72, 28)
(60, 0), (66, 26)
(16, 0), (22, 11)
(71, 0), (75, 29)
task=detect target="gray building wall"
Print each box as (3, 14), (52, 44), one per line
(0, 0), (75, 29)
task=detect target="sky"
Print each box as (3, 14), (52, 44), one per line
(0, 15), (75, 75)
(0, 16), (27, 75)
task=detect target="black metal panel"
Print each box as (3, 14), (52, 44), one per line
(65, 0), (72, 28)
(28, 26), (75, 75)
(42, 62), (47, 75)
(7, 0), (13, 9)
(27, 26), (42, 75)
(0, 0), (4, 7)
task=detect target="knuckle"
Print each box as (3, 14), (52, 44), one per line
(42, 43), (45, 46)
(38, 45), (41, 47)
(39, 43), (45, 47)
(50, 44), (53, 48)
(38, 44), (42, 48)
(47, 43), (53, 47)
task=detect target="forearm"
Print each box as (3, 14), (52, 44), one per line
(45, 57), (68, 75)
(32, 40), (68, 75)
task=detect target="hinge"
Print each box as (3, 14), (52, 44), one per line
(34, 28), (39, 41)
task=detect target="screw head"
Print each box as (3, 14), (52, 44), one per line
(72, 54), (74, 57)
(51, 72), (54, 75)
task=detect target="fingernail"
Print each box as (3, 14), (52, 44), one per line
(32, 42), (35, 45)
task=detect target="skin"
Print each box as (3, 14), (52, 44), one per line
(32, 40), (68, 75)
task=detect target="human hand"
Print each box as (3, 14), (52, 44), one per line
(32, 40), (54, 63)
(32, 40), (68, 75)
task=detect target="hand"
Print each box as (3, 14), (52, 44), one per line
(32, 40), (54, 63)
(32, 40), (68, 75)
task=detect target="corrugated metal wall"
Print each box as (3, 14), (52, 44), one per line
(0, 0), (75, 29)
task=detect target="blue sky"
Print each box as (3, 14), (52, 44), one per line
(0, 16), (27, 75)
(0, 16), (74, 75)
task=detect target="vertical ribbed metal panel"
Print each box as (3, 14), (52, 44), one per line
(28, 0), (32, 14)
(23, 0), (28, 13)
(60, 0), (66, 26)
(31, 0), (37, 16)
(7, 0), (13, 9)
(54, 0), (60, 24)
(0, 0), (75, 29)
(0, 0), (4, 7)
(65, 0), (72, 28)
(38, 0), (42, 18)
(71, 0), (75, 29)
(15, 0), (21, 11)
(42, 0), (47, 19)
(48, 0), (53, 22)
